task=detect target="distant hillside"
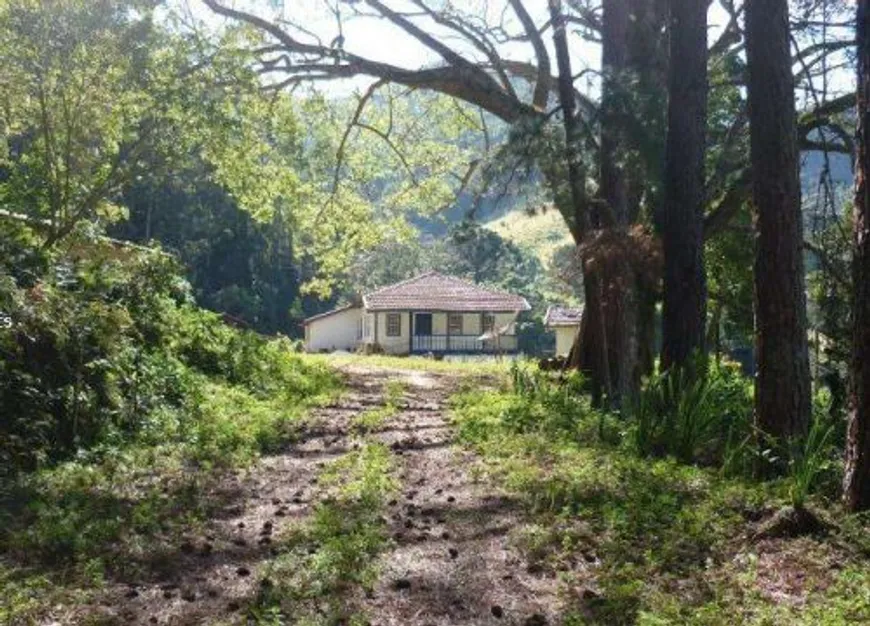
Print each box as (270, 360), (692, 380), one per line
(484, 208), (572, 267)
(484, 149), (853, 264)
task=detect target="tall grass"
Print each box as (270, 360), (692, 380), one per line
(787, 413), (836, 509)
(507, 362), (619, 444)
(449, 372), (868, 625)
(629, 360), (753, 467)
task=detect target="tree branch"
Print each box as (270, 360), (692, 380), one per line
(509, 0), (551, 110)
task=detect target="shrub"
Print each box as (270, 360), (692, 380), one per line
(506, 362), (618, 443)
(787, 410), (837, 508)
(629, 359), (753, 467)
(0, 234), (338, 477)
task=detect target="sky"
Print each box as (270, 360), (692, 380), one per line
(179, 1), (853, 107)
(180, 1), (737, 97)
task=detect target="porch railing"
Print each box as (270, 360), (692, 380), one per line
(411, 334), (517, 353)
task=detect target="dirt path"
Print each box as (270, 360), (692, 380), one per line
(92, 364), (560, 625)
(353, 365), (561, 626)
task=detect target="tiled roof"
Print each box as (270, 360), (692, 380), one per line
(544, 305), (584, 327)
(363, 272), (530, 312)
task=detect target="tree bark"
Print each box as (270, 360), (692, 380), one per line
(844, 0), (870, 512)
(600, 0), (630, 227)
(745, 0), (812, 443)
(661, 0), (707, 370)
(598, 0), (639, 407)
(548, 0), (613, 405)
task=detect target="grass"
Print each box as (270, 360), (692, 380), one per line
(251, 441), (398, 624)
(787, 413), (837, 509)
(326, 351), (522, 377)
(484, 207), (573, 265)
(0, 351), (341, 624)
(352, 380), (406, 433)
(450, 382), (870, 625)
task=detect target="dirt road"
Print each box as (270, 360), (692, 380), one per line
(94, 363), (560, 625)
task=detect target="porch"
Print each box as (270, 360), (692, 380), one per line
(411, 333), (518, 354)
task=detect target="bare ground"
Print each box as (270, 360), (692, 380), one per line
(84, 363), (561, 626)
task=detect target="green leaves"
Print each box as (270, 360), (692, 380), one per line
(0, 1), (164, 239)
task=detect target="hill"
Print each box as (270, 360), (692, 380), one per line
(484, 207), (573, 267)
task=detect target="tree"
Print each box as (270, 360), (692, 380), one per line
(661, 0), (707, 370)
(114, 159), (304, 335)
(0, 0), (193, 246)
(845, 0), (870, 512)
(0, 0), (413, 303)
(200, 0), (854, 407)
(745, 0), (812, 445)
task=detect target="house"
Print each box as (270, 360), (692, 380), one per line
(303, 272), (530, 355)
(544, 305), (583, 357)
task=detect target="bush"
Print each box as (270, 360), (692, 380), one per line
(628, 359), (753, 467)
(0, 234), (337, 477)
(506, 362), (619, 444)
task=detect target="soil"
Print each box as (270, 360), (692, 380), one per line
(83, 363), (561, 625)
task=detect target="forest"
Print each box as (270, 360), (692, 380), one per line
(0, 0), (869, 624)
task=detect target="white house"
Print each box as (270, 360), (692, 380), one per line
(303, 272), (530, 355)
(544, 305), (584, 357)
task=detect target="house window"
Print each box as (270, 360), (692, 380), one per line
(386, 312), (401, 337)
(448, 313), (463, 335)
(481, 313), (495, 333)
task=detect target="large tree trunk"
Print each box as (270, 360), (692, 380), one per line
(559, 0), (645, 409)
(844, 0), (870, 512)
(600, 0), (630, 227)
(661, 0), (707, 370)
(548, 0), (613, 405)
(745, 0), (812, 443)
(627, 0), (667, 384)
(596, 0), (638, 408)
(566, 0), (665, 408)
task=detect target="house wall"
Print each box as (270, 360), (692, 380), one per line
(432, 312), (447, 335)
(305, 307), (362, 352)
(357, 310), (522, 355)
(554, 325), (579, 357)
(372, 311), (412, 355)
(493, 312), (519, 334)
(432, 312), (518, 337)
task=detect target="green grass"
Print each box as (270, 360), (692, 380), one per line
(327, 352), (522, 377)
(352, 380), (405, 433)
(0, 351), (341, 624)
(485, 207), (573, 265)
(450, 383), (870, 625)
(251, 442), (398, 624)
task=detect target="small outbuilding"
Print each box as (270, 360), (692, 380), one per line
(544, 305), (583, 357)
(302, 304), (363, 353)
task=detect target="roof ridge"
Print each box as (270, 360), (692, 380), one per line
(363, 270), (439, 298)
(302, 303), (360, 325)
(363, 271), (530, 312)
(544, 304), (584, 326)
(443, 273), (528, 300)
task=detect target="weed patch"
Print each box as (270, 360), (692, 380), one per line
(352, 380), (405, 434)
(252, 442), (398, 624)
(0, 346), (340, 622)
(450, 381), (870, 625)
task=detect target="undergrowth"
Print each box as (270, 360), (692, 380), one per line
(328, 352), (519, 377)
(450, 365), (870, 625)
(0, 234), (341, 622)
(251, 441), (398, 624)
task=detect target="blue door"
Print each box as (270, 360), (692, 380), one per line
(414, 313), (432, 336)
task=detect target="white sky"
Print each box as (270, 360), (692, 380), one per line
(179, 1), (736, 95)
(179, 1), (852, 104)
